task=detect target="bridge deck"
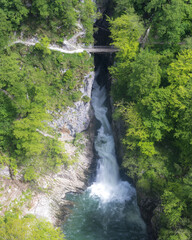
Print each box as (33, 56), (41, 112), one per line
(85, 46), (118, 53)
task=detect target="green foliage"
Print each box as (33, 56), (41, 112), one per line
(69, 91), (82, 102)
(0, 44), (93, 180)
(0, 9), (12, 49)
(32, 0), (49, 18)
(109, 13), (144, 101)
(114, 0), (133, 16)
(109, 13), (144, 60)
(0, 0), (29, 28)
(149, 0), (187, 44)
(79, 0), (97, 44)
(167, 49), (192, 87)
(73, 132), (85, 152)
(49, 0), (78, 31)
(161, 190), (185, 227)
(0, 211), (65, 240)
(110, 59), (132, 101)
(112, 2), (192, 238)
(127, 50), (161, 101)
(0, 0), (96, 46)
(82, 95), (91, 103)
(62, 69), (75, 90)
(35, 36), (51, 56)
(166, 50), (192, 166)
(44, 138), (68, 169)
(13, 108), (48, 157)
(181, 37), (192, 50)
(140, 88), (173, 141)
(159, 227), (191, 240)
(113, 0), (192, 45)
(24, 166), (37, 182)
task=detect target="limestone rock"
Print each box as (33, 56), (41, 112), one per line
(0, 131), (94, 225)
(50, 72), (95, 137)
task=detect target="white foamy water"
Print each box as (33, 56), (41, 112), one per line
(88, 81), (135, 203)
(63, 69), (148, 240)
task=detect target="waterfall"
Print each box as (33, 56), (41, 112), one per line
(63, 66), (148, 240)
(88, 81), (135, 203)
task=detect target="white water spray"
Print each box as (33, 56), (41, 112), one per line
(88, 81), (135, 203)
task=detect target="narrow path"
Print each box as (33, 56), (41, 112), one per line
(12, 40), (118, 54)
(13, 40), (85, 54)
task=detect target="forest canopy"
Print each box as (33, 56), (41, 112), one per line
(111, 0), (192, 239)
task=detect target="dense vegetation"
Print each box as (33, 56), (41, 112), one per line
(0, 0), (96, 238)
(110, 0), (192, 239)
(0, 212), (64, 240)
(0, 0), (97, 45)
(0, 43), (93, 181)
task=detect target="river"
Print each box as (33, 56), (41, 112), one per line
(62, 56), (148, 240)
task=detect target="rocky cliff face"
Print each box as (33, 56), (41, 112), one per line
(0, 132), (94, 225)
(49, 72), (94, 138)
(0, 72), (95, 225)
(25, 130), (94, 225)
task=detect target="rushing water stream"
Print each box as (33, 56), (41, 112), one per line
(63, 59), (148, 240)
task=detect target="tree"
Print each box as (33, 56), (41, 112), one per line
(80, 0), (97, 44)
(109, 13), (144, 60)
(0, 9), (12, 49)
(161, 190), (185, 227)
(50, 0), (77, 30)
(31, 0), (49, 18)
(167, 49), (192, 166)
(0, 0), (29, 27)
(148, 0), (188, 44)
(109, 13), (144, 100)
(0, 213), (65, 240)
(127, 50), (161, 101)
(140, 88), (172, 141)
(114, 0), (133, 16)
(34, 36), (51, 56)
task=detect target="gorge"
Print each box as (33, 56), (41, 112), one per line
(56, 1), (150, 238)
(1, 0), (191, 239)
(62, 53), (148, 240)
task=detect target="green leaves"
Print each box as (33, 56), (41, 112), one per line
(112, 0), (192, 238)
(0, 44), (93, 180)
(151, 0), (186, 44)
(0, 0), (96, 46)
(34, 36), (51, 56)
(128, 50), (161, 101)
(79, 0), (97, 44)
(0, 0), (28, 27)
(167, 49), (192, 87)
(13, 107), (48, 157)
(140, 88), (173, 141)
(32, 0), (49, 18)
(109, 14), (144, 60)
(114, 0), (192, 45)
(0, 213), (65, 240)
(162, 190), (185, 227)
(0, 9), (12, 49)
(114, 0), (133, 16)
(109, 14), (144, 101)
